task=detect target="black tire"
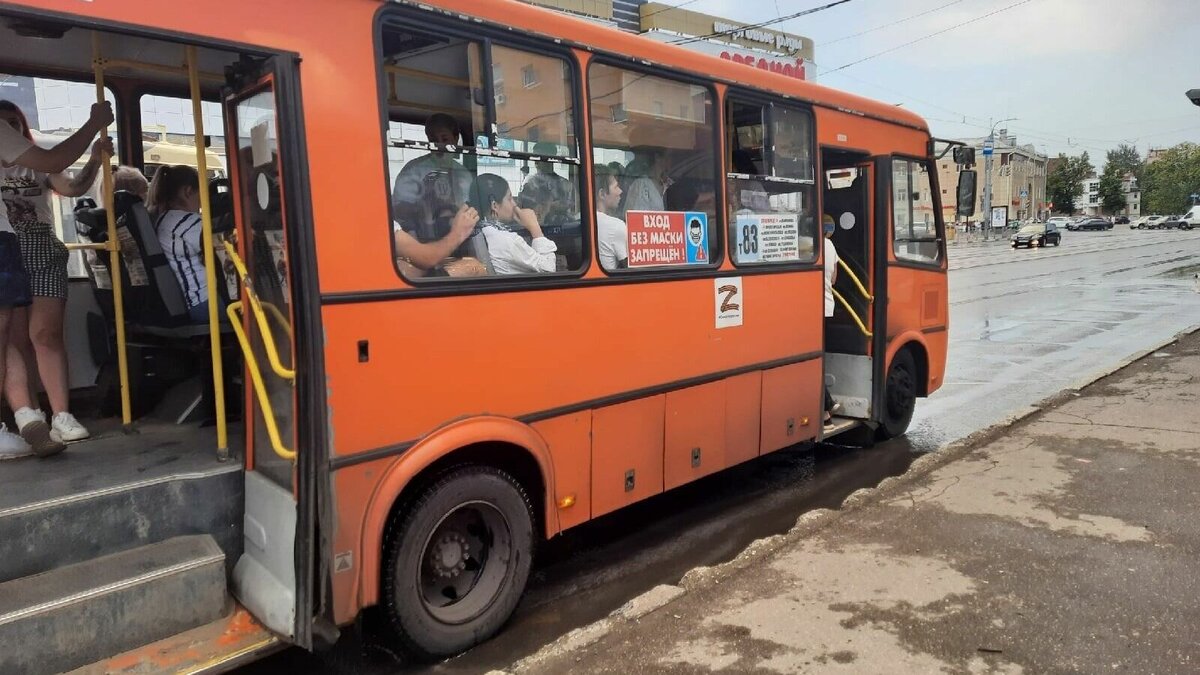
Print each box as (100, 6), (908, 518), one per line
(877, 348), (918, 440)
(382, 466), (535, 661)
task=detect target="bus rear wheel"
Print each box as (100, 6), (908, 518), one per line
(877, 349), (917, 440)
(382, 466), (535, 660)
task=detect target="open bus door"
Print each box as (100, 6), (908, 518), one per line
(221, 55), (318, 648)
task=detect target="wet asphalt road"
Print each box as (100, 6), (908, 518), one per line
(247, 227), (1200, 674)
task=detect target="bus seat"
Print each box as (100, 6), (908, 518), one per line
(462, 227), (494, 275)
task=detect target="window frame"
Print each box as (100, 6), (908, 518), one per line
(376, 10), (592, 286)
(889, 153), (946, 269)
(585, 55), (726, 275)
(724, 88), (819, 270)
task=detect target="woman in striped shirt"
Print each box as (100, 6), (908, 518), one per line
(147, 165), (212, 323)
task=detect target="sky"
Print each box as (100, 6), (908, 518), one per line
(684, 0), (1200, 164)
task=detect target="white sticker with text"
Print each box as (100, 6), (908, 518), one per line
(715, 277), (744, 329)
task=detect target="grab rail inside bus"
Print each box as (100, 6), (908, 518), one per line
(837, 259), (873, 302)
(222, 240), (296, 381)
(832, 288), (873, 338)
(226, 301), (296, 461)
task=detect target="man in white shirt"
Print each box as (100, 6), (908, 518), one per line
(0, 101), (113, 459)
(391, 114), (474, 238)
(593, 164), (627, 270)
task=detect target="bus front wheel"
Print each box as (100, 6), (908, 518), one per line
(877, 349), (917, 440)
(382, 465), (535, 660)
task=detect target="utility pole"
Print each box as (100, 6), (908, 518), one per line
(982, 117), (1016, 240)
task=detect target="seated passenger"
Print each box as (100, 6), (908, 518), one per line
(518, 142), (576, 228)
(622, 143), (667, 216)
(113, 164), (149, 201)
(147, 164), (215, 323)
(593, 164), (627, 270)
(393, 203), (484, 278)
(391, 113), (474, 239)
(471, 173), (557, 274)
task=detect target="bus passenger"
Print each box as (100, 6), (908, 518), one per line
(113, 165), (150, 201)
(147, 165), (215, 323)
(822, 214), (842, 427)
(0, 101), (111, 448)
(594, 164), (626, 270)
(0, 100), (113, 458)
(518, 142), (576, 228)
(471, 173), (557, 275)
(393, 203), (482, 277)
(622, 143), (667, 216)
(391, 114), (474, 239)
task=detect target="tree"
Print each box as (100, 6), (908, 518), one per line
(1097, 165), (1126, 214)
(1142, 143), (1200, 214)
(1046, 152), (1092, 214)
(1105, 143), (1143, 182)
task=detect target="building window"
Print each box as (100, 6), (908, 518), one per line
(521, 64), (539, 88)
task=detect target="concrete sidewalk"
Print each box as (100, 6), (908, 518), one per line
(511, 330), (1200, 674)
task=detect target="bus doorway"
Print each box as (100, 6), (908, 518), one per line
(820, 147), (876, 422)
(0, 20), (314, 674)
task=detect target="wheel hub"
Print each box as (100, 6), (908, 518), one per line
(429, 532), (470, 579)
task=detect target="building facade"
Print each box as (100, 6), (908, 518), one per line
(523, 0), (815, 80)
(1074, 174), (1140, 217)
(935, 131), (1048, 222)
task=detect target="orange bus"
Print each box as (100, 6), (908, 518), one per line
(0, 0), (954, 671)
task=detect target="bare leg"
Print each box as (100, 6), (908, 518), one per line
(4, 305), (36, 411)
(27, 297), (69, 414)
(0, 306), (11, 406)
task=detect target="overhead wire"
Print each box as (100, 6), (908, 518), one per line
(818, 0), (971, 46)
(668, 0), (855, 47)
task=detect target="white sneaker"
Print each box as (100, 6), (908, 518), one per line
(14, 407), (64, 457)
(0, 423), (33, 460)
(51, 412), (90, 443)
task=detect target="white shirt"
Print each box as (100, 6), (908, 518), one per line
(596, 211), (627, 270)
(0, 124), (34, 235)
(0, 165), (54, 228)
(481, 221), (557, 274)
(155, 209), (208, 308)
(823, 237), (838, 318)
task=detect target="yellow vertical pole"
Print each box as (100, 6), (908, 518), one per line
(186, 46), (228, 457)
(92, 34), (132, 427)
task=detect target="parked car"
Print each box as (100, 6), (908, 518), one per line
(1114, 215), (1130, 225)
(1131, 215), (1151, 228)
(1045, 216), (1071, 231)
(1159, 215), (1185, 229)
(1011, 222), (1061, 248)
(1141, 215), (1167, 229)
(1180, 206), (1200, 230)
(1073, 217), (1112, 231)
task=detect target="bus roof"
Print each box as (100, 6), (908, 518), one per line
(407, 0), (930, 132)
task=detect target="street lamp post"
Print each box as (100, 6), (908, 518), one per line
(982, 117), (1017, 239)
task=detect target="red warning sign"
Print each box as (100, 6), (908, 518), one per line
(626, 210), (709, 268)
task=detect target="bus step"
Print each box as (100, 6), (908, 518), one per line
(67, 604), (281, 675)
(0, 535), (228, 675)
(821, 416), (861, 439)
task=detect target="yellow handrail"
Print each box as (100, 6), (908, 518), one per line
(187, 46), (228, 456)
(93, 36), (132, 427)
(832, 288), (873, 337)
(226, 302), (296, 461)
(222, 241), (296, 381)
(263, 301), (294, 341)
(837, 259), (873, 302)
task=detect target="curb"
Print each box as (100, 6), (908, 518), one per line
(507, 325), (1200, 672)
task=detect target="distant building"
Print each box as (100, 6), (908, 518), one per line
(1146, 146), (1169, 165)
(522, 0), (816, 79)
(1075, 173), (1140, 217)
(935, 131), (1048, 221)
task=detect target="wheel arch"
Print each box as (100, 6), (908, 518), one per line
(358, 416), (556, 608)
(886, 333), (931, 397)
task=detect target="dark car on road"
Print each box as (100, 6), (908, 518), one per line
(1071, 217), (1112, 231)
(1115, 215), (1130, 225)
(1011, 222), (1061, 248)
